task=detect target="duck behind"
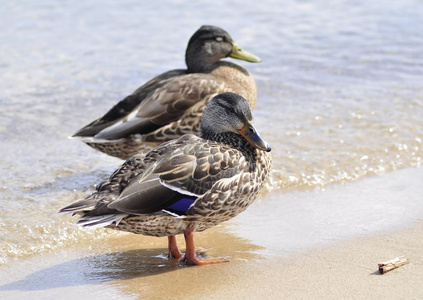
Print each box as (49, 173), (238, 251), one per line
(72, 25), (261, 159)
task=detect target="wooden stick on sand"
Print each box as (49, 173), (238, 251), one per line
(378, 257), (410, 274)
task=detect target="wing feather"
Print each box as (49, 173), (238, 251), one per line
(73, 72), (227, 141)
(61, 136), (249, 219)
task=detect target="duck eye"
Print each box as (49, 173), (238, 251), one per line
(226, 106), (236, 114)
(216, 36), (223, 42)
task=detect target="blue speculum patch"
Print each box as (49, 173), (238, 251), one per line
(165, 198), (196, 214)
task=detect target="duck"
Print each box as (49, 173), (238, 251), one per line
(72, 25), (262, 160)
(60, 92), (272, 265)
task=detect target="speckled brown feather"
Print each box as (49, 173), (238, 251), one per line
(61, 133), (271, 237)
(114, 138), (271, 236)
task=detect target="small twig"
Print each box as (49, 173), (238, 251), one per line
(378, 256), (410, 274)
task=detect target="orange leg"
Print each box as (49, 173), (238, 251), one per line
(182, 228), (229, 265)
(168, 235), (182, 259)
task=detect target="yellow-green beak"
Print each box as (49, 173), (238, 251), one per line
(229, 41), (261, 63)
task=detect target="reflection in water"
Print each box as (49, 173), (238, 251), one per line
(1, 249), (178, 291)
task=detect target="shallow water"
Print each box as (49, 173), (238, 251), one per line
(230, 167), (423, 256)
(0, 0), (422, 264)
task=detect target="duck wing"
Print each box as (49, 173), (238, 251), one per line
(73, 72), (226, 141)
(108, 136), (244, 215)
(60, 135), (246, 218)
(58, 151), (150, 215)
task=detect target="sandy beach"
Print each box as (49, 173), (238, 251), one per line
(0, 219), (422, 299)
(2, 168), (423, 299)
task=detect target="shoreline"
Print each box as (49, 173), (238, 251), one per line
(2, 167), (423, 299)
(1, 220), (422, 299)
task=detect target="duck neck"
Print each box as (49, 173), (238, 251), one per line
(186, 54), (215, 73)
(185, 44), (224, 73)
(203, 131), (257, 160)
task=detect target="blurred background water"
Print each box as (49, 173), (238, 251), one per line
(0, 0), (422, 263)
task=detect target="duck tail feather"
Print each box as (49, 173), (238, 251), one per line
(76, 214), (127, 228)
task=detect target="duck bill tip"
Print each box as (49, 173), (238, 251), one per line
(238, 124), (271, 152)
(230, 42), (262, 63)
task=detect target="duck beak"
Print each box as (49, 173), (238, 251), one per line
(237, 122), (271, 152)
(229, 42), (262, 63)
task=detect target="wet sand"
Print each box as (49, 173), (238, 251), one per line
(1, 168), (423, 299)
(1, 220), (422, 299)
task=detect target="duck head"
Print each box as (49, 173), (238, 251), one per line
(186, 25), (261, 73)
(200, 92), (271, 152)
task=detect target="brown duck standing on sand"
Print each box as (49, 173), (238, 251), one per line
(60, 92), (271, 265)
(72, 25), (261, 159)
